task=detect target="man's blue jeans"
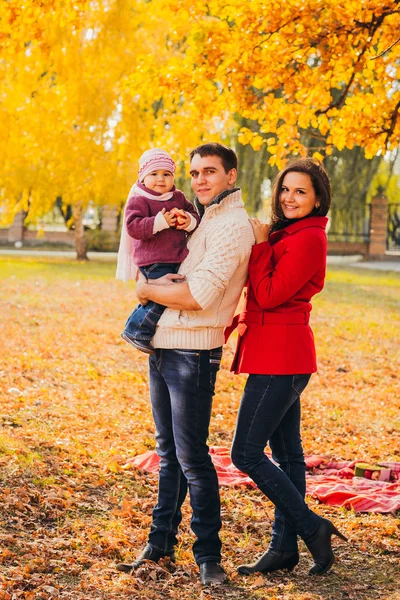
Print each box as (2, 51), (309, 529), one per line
(231, 374), (320, 552)
(147, 347), (223, 565)
(123, 263), (180, 341)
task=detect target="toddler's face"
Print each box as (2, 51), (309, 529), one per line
(143, 170), (174, 193)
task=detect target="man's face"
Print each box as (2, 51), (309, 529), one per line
(189, 154), (237, 206)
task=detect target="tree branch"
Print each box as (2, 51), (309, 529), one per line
(382, 99), (400, 147)
(371, 36), (400, 59)
(315, 47), (366, 116)
(253, 16), (301, 50)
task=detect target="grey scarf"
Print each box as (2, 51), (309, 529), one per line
(194, 187), (241, 218)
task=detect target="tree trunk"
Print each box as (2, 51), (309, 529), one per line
(234, 117), (278, 215)
(73, 203), (88, 260)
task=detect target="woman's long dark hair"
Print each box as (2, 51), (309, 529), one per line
(270, 158), (331, 232)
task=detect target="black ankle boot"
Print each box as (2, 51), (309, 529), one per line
(199, 562), (227, 585)
(304, 518), (348, 575)
(238, 549), (299, 575)
(116, 544), (175, 573)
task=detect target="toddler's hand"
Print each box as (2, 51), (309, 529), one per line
(175, 212), (191, 230)
(170, 207), (190, 229)
(161, 208), (177, 227)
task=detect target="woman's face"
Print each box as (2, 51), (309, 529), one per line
(279, 172), (319, 219)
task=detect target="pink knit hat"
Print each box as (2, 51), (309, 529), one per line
(138, 149), (176, 182)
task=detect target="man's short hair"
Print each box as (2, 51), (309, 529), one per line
(189, 143), (238, 173)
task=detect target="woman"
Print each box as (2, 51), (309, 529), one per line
(229, 158), (347, 576)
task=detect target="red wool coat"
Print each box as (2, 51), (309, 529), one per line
(229, 216), (328, 375)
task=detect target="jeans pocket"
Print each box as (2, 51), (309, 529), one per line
(209, 347), (223, 390)
(144, 263), (164, 277)
(292, 374), (311, 396)
(209, 347), (223, 365)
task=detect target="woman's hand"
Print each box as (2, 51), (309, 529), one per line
(250, 218), (270, 244)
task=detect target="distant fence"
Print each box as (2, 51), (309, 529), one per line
(327, 205), (371, 243)
(388, 203), (400, 251)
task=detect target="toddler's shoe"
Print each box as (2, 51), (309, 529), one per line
(121, 332), (155, 354)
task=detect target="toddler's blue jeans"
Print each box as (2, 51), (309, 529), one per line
(123, 262), (180, 341)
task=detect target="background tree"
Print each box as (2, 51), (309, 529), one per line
(135, 0), (399, 165)
(1, 0), (399, 256)
(1, 0), (148, 258)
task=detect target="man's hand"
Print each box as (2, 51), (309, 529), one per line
(136, 274), (186, 305)
(135, 280), (148, 305)
(149, 273), (186, 285)
(250, 218), (270, 244)
(161, 208), (177, 227)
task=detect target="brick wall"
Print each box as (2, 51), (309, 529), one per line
(23, 230), (75, 245)
(328, 240), (369, 256)
(369, 194), (388, 257)
(7, 211), (25, 243)
(101, 207), (119, 232)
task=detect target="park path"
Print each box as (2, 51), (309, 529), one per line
(2, 248), (400, 271)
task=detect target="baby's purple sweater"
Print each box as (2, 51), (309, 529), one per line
(125, 187), (200, 267)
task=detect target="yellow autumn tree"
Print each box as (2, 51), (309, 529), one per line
(0, 0), (156, 258)
(126, 0), (400, 167)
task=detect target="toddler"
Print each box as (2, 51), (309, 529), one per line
(118, 149), (200, 354)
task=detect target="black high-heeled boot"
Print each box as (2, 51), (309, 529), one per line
(304, 517), (348, 575)
(237, 549), (299, 575)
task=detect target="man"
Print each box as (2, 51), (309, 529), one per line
(117, 143), (254, 585)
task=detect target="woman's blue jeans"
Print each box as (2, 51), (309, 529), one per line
(147, 347), (223, 565)
(231, 374), (320, 552)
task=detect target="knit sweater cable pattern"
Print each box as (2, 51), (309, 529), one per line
(152, 189), (255, 350)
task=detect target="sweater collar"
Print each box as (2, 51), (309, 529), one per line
(194, 187), (241, 217)
(270, 216), (328, 242)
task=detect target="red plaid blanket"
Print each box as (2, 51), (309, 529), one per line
(125, 447), (400, 513)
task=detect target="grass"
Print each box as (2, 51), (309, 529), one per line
(0, 255), (115, 280)
(0, 256), (399, 600)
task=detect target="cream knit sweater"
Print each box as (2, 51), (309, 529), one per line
(152, 189), (255, 349)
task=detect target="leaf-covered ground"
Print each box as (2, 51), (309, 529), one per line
(0, 257), (399, 600)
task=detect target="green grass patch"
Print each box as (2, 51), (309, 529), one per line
(0, 256), (117, 281)
(322, 265), (400, 310)
(1, 255), (399, 287)
(326, 264), (400, 287)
